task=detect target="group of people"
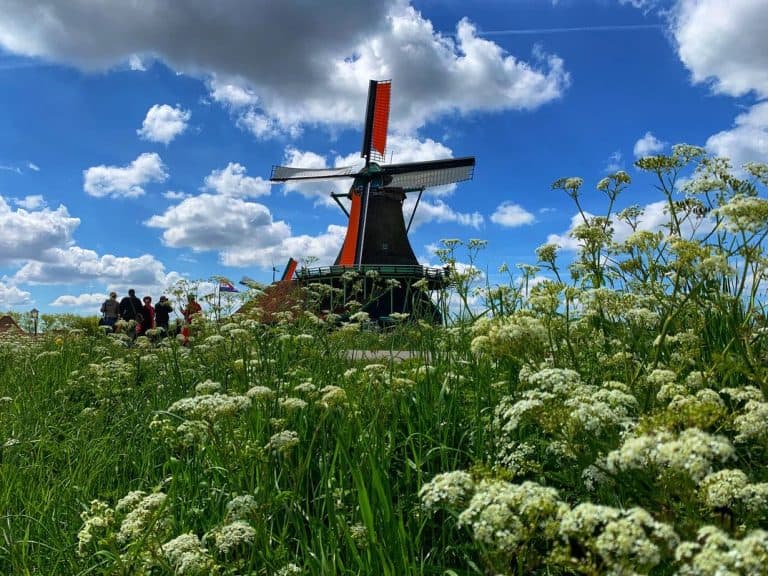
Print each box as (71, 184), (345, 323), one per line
(100, 290), (202, 341)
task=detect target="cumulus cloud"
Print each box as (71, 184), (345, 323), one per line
(0, 2), (569, 137)
(128, 54), (146, 71)
(13, 246), (170, 287)
(0, 281), (32, 307)
(490, 202), (535, 227)
(83, 152), (168, 198)
(633, 131), (666, 158)
(202, 162), (271, 197)
(406, 198), (483, 229)
(225, 224), (347, 267)
(705, 102), (768, 171)
(672, 0), (768, 98)
(0, 196), (79, 263)
(163, 190), (189, 200)
(145, 193), (290, 251)
(137, 104), (191, 144)
(50, 292), (107, 308)
(208, 77), (258, 108)
(546, 200), (709, 252)
(13, 194), (46, 210)
(145, 191), (347, 267)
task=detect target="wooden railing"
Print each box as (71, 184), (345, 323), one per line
(296, 264), (449, 281)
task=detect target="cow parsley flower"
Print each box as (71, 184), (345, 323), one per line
(556, 504), (678, 574)
(266, 430), (299, 454)
(168, 393), (251, 422)
(206, 520), (256, 555)
(226, 494), (258, 521)
(419, 470), (475, 510)
(194, 380), (221, 395)
(457, 480), (565, 553)
(734, 400), (768, 443)
(606, 428), (734, 483)
(246, 385), (274, 401)
(675, 526), (768, 575)
(699, 469), (768, 514)
(160, 533), (213, 575)
(279, 397), (307, 412)
(117, 492), (168, 544)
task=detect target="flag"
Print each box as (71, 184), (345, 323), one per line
(219, 280), (238, 293)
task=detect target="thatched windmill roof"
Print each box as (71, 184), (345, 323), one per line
(0, 315), (25, 336)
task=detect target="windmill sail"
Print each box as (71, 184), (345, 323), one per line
(361, 80), (391, 163)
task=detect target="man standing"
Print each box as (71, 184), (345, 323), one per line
(154, 295), (173, 333)
(100, 292), (120, 330)
(119, 289), (144, 323)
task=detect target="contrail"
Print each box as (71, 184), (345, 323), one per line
(480, 23), (663, 35)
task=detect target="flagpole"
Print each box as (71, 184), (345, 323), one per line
(217, 283), (221, 323)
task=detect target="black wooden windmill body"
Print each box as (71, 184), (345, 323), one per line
(269, 80), (476, 322)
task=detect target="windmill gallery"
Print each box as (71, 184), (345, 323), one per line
(258, 80), (476, 323)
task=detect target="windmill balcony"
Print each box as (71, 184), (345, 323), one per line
(296, 264), (450, 290)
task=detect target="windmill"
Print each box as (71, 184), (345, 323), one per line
(269, 80), (476, 322)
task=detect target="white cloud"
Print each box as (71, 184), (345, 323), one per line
(605, 150), (624, 172)
(128, 54), (146, 71)
(50, 292), (106, 308)
(547, 200), (710, 252)
(0, 164), (22, 174)
(237, 109), (284, 139)
(490, 202), (535, 227)
(672, 0), (768, 98)
(145, 193), (290, 252)
(163, 190), (188, 200)
(27, 162), (40, 172)
(13, 194), (46, 210)
(0, 2), (569, 138)
(619, 0), (660, 10)
(633, 131), (666, 158)
(145, 191), (348, 267)
(0, 281), (32, 307)
(208, 77), (259, 108)
(406, 198), (483, 229)
(137, 104), (191, 144)
(202, 162), (271, 197)
(83, 152), (168, 198)
(705, 102), (768, 171)
(224, 224), (347, 267)
(0, 196), (79, 263)
(13, 246), (170, 287)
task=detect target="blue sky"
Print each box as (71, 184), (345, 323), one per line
(0, 0), (766, 315)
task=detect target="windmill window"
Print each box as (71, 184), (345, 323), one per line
(382, 243), (389, 251)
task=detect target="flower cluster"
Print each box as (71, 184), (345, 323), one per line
(675, 526), (768, 575)
(606, 428), (735, 483)
(457, 480), (566, 554)
(419, 470), (475, 511)
(554, 503), (678, 574)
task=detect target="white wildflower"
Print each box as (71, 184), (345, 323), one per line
(160, 533), (213, 575)
(206, 520), (255, 555)
(419, 471), (475, 510)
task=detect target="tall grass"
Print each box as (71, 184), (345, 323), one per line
(1, 147), (767, 574)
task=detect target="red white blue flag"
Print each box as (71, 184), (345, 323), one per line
(219, 280), (238, 293)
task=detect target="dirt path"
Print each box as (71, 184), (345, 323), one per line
(344, 349), (431, 362)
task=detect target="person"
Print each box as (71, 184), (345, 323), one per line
(100, 292), (120, 330)
(119, 289), (144, 337)
(154, 295), (173, 333)
(181, 294), (202, 345)
(137, 296), (155, 336)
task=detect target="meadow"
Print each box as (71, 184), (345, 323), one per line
(1, 146), (767, 575)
